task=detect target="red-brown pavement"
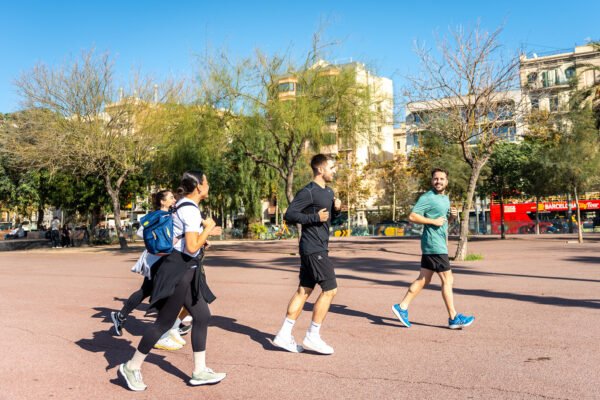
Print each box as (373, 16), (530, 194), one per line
(1, 235), (599, 400)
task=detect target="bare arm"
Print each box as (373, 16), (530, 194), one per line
(184, 218), (216, 254)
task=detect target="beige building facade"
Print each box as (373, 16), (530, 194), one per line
(520, 44), (600, 114)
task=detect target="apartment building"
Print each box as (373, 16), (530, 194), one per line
(393, 123), (408, 156)
(404, 89), (523, 152)
(276, 60), (395, 165)
(520, 44), (600, 114)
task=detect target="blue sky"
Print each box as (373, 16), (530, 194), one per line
(1, 0), (598, 114)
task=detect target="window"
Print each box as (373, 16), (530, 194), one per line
(527, 72), (538, 84)
(396, 141), (402, 150)
(530, 98), (539, 111)
(565, 66), (576, 80)
(407, 133), (419, 149)
(377, 126), (382, 133)
(407, 113), (422, 125)
(493, 125), (517, 141)
(541, 71), (548, 87)
(325, 115), (336, 124)
(549, 96), (559, 112)
(278, 82), (295, 93)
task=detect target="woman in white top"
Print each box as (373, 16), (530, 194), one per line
(119, 170), (225, 391)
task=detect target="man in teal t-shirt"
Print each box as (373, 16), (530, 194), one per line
(391, 168), (475, 330)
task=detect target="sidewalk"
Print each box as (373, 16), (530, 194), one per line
(0, 235), (598, 399)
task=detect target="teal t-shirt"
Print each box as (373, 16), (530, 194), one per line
(412, 189), (450, 255)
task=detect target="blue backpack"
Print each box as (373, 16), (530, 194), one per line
(140, 202), (197, 255)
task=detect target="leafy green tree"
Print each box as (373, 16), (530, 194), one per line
(151, 106), (276, 224)
(408, 131), (471, 199)
(1, 50), (182, 248)
(333, 156), (372, 230)
(518, 140), (562, 234)
(482, 142), (528, 238)
(367, 154), (418, 220)
(526, 108), (600, 242)
(199, 36), (384, 204)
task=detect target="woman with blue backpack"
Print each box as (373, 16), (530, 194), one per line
(119, 170), (225, 391)
(110, 189), (188, 350)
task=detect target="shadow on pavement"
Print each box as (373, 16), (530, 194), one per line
(328, 303), (406, 327)
(452, 266), (600, 284)
(209, 315), (280, 351)
(564, 255), (600, 264)
(76, 307), (190, 388)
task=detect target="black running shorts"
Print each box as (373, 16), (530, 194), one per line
(299, 251), (337, 291)
(421, 254), (451, 272)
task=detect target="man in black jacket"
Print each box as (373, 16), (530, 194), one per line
(273, 154), (341, 355)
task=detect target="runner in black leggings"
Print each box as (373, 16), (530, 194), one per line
(118, 170), (225, 392)
(138, 265), (210, 353)
(110, 190), (174, 337)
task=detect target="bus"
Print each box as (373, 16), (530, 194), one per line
(489, 198), (600, 234)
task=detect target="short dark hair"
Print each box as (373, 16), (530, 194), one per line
(311, 154), (329, 175)
(431, 168), (449, 178)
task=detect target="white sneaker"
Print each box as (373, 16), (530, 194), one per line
(190, 367), (226, 386)
(182, 315), (193, 324)
(302, 334), (334, 355)
(169, 328), (186, 346)
(154, 336), (183, 351)
(273, 334), (304, 353)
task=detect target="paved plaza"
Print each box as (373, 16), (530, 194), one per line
(0, 235), (599, 399)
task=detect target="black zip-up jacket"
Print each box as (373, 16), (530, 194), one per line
(284, 181), (340, 255)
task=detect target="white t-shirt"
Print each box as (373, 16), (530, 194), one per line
(172, 198), (203, 257)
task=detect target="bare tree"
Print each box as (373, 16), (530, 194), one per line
(405, 25), (522, 260)
(1, 49), (183, 249)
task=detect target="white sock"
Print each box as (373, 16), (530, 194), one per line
(171, 318), (182, 330)
(127, 350), (148, 370)
(278, 318), (296, 337)
(307, 321), (321, 337)
(193, 351), (206, 374)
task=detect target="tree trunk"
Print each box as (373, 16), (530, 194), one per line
(392, 183), (396, 221)
(36, 175), (47, 228)
(285, 170), (295, 204)
(566, 192), (573, 234)
(104, 174), (128, 250)
(574, 187), (583, 244)
(500, 193), (505, 240)
(454, 162), (484, 261)
(36, 202), (45, 228)
(91, 205), (102, 235)
(535, 196), (540, 235)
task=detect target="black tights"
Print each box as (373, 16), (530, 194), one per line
(138, 268), (211, 354)
(120, 277), (153, 318)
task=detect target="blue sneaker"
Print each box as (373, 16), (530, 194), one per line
(391, 304), (411, 327)
(448, 313), (475, 329)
